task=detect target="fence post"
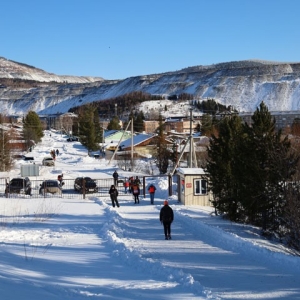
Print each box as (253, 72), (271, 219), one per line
(168, 175), (172, 197)
(83, 178), (86, 199)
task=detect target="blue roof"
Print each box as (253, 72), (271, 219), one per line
(119, 134), (155, 148)
(104, 130), (118, 138)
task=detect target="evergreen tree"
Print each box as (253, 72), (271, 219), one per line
(0, 116), (13, 172)
(207, 101), (299, 231)
(107, 116), (121, 130)
(125, 111), (145, 132)
(93, 109), (103, 145)
(240, 102), (297, 229)
(201, 114), (213, 136)
(155, 114), (169, 174)
(206, 115), (244, 220)
(134, 111), (145, 132)
(23, 111), (44, 145)
(78, 106), (101, 154)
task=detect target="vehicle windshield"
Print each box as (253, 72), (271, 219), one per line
(10, 179), (24, 185)
(42, 181), (58, 187)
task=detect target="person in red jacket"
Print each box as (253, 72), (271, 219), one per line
(124, 180), (129, 194)
(148, 184), (156, 204)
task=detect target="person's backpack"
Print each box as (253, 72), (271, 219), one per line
(149, 185), (155, 193)
(132, 185), (139, 194)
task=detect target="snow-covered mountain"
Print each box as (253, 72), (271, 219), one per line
(0, 57), (103, 84)
(1, 57), (300, 115)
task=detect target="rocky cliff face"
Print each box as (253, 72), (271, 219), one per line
(1, 57), (300, 115)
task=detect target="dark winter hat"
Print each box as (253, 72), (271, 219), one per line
(164, 200), (168, 205)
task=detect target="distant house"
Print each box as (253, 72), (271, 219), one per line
(0, 124), (35, 156)
(143, 120), (159, 133)
(117, 133), (157, 158)
(164, 117), (201, 133)
(9, 139), (35, 154)
(104, 130), (132, 151)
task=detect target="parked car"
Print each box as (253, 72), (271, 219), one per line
(74, 177), (98, 193)
(42, 156), (55, 166)
(23, 156), (34, 162)
(67, 136), (79, 142)
(39, 180), (62, 195)
(5, 177), (32, 196)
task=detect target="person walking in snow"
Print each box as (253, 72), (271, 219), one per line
(57, 173), (64, 186)
(109, 185), (120, 208)
(148, 184), (156, 204)
(128, 176), (134, 193)
(132, 183), (140, 204)
(160, 200), (174, 240)
(124, 180), (129, 194)
(134, 176), (141, 186)
(113, 170), (119, 186)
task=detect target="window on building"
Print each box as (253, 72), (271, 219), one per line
(194, 179), (207, 195)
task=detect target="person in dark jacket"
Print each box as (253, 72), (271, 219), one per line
(160, 200), (174, 240)
(109, 185), (119, 207)
(132, 183), (140, 204)
(134, 176), (141, 186)
(113, 171), (119, 186)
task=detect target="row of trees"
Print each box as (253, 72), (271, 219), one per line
(206, 102), (300, 249)
(70, 91), (163, 119)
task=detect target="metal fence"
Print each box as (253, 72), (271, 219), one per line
(0, 175), (173, 199)
(0, 177), (144, 199)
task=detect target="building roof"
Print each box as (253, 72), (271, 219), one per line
(104, 130), (119, 138)
(119, 133), (155, 148)
(176, 168), (206, 175)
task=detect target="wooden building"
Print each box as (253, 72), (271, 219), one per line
(176, 167), (212, 206)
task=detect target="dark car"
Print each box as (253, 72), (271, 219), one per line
(23, 156), (34, 162)
(39, 180), (62, 195)
(67, 136), (79, 142)
(5, 177), (32, 196)
(74, 177), (98, 193)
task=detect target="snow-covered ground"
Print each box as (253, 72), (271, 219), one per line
(0, 130), (300, 300)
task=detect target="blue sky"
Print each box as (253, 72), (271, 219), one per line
(1, 0), (299, 80)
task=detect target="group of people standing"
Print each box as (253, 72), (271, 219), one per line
(109, 170), (174, 239)
(110, 171), (158, 205)
(50, 149), (59, 160)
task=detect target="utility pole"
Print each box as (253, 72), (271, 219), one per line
(2, 128), (4, 172)
(131, 117), (134, 171)
(189, 108), (193, 168)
